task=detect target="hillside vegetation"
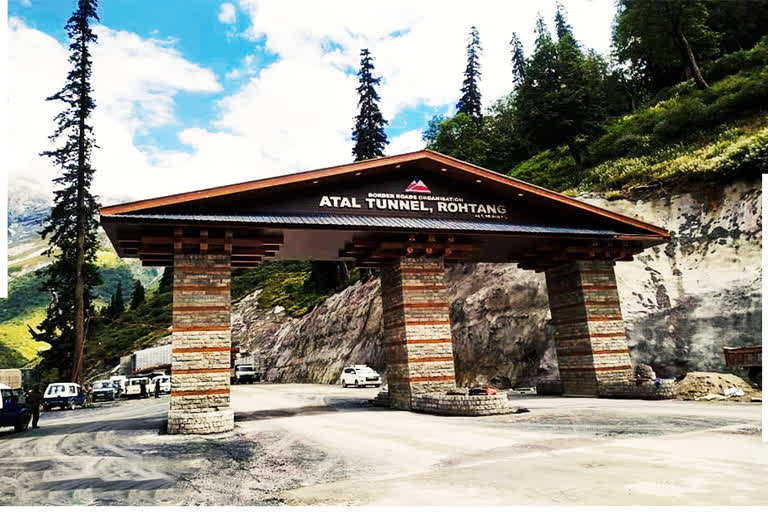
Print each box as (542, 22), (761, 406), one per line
(426, 3), (768, 197)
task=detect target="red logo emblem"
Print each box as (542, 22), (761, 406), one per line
(405, 178), (431, 194)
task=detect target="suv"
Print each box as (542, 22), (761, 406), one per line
(91, 380), (117, 402)
(42, 382), (86, 411)
(340, 366), (382, 388)
(0, 385), (31, 433)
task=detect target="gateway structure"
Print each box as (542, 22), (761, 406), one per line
(100, 150), (669, 434)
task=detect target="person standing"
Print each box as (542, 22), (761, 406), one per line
(140, 379), (147, 399)
(25, 384), (43, 429)
(154, 378), (161, 399)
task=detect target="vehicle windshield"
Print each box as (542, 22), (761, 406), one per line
(46, 385), (67, 395)
(93, 382), (112, 389)
(238, 366), (254, 371)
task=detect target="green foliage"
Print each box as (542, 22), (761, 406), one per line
(509, 147), (583, 192)
(424, 113), (490, 165)
(513, 8), (610, 168)
(231, 261), (343, 317)
(613, 0), (721, 90)
(578, 123), (768, 193)
(85, 288), (172, 377)
(456, 26), (483, 121)
(509, 32), (525, 88)
(130, 279), (145, 309)
(352, 48), (388, 161)
(588, 67), (768, 164)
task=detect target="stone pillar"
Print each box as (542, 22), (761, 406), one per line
(167, 254), (235, 434)
(545, 261), (633, 396)
(381, 257), (457, 409)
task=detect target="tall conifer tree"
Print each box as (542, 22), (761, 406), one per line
(554, 2), (574, 40)
(456, 26), (483, 122)
(33, 0), (101, 382)
(351, 48), (388, 161)
(130, 279), (146, 309)
(509, 32), (525, 88)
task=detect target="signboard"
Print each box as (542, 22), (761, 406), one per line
(317, 176), (508, 220)
(234, 172), (515, 222)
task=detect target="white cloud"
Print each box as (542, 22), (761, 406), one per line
(20, 0), (32, 7)
(387, 130), (424, 155)
(8, 18), (222, 202)
(8, 1), (616, 204)
(218, 3), (237, 24)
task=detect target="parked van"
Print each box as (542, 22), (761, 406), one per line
(42, 382), (86, 411)
(0, 384), (32, 432)
(123, 377), (151, 398)
(150, 375), (171, 394)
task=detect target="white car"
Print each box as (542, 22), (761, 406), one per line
(340, 366), (382, 388)
(123, 377), (151, 398)
(150, 375), (171, 394)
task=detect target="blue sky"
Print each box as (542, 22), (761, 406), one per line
(7, 0), (616, 201)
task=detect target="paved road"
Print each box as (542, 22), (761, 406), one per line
(0, 384), (764, 506)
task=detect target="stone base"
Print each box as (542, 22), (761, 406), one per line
(167, 407), (234, 434)
(598, 379), (677, 400)
(410, 393), (518, 416)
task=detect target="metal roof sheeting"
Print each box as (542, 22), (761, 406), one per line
(107, 213), (623, 236)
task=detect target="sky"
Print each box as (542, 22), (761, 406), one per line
(7, 0), (617, 205)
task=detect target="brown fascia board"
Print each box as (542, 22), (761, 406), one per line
(100, 149), (670, 239)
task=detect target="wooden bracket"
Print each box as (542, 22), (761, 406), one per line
(174, 228), (183, 252)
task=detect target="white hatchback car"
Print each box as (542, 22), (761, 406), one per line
(340, 366), (382, 388)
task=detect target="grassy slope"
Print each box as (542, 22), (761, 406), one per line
(509, 45), (768, 197)
(0, 242), (160, 369)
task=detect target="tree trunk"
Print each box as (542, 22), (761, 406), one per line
(568, 143), (584, 172)
(71, 29), (89, 384)
(675, 25), (708, 89)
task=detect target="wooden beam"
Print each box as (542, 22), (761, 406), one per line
(200, 229), (208, 254)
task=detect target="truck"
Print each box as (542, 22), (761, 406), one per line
(230, 356), (264, 384)
(723, 345), (762, 386)
(0, 369), (22, 389)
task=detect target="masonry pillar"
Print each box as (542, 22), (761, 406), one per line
(381, 257), (457, 409)
(167, 254), (235, 434)
(544, 261), (634, 396)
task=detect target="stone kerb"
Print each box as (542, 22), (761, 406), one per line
(409, 393), (518, 416)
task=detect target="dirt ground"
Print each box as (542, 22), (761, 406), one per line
(675, 372), (762, 402)
(0, 384), (764, 506)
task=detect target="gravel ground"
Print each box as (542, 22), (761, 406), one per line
(0, 395), (348, 506)
(0, 384), (764, 506)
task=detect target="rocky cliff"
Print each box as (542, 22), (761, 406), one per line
(232, 178), (761, 385)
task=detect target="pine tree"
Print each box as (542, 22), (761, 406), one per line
(159, 266), (174, 293)
(514, 7), (609, 170)
(351, 48), (388, 161)
(112, 281), (125, 317)
(130, 279), (145, 309)
(456, 26), (483, 122)
(554, 2), (574, 40)
(509, 32), (525, 88)
(32, 0), (101, 383)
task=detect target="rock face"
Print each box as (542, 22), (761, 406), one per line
(233, 178), (761, 385)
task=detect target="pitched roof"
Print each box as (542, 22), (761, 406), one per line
(100, 149), (669, 238)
